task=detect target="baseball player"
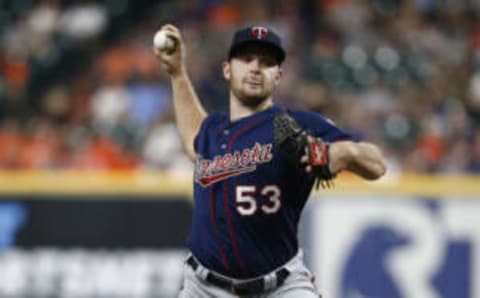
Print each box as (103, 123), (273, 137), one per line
(154, 24), (386, 298)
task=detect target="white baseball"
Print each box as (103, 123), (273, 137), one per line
(153, 30), (175, 51)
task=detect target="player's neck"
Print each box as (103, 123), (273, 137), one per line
(230, 95), (273, 122)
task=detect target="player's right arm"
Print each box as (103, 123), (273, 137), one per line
(153, 24), (207, 160)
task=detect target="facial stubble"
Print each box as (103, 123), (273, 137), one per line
(229, 75), (272, 108)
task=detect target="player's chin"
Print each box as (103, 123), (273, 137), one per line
(239, 94), (268, 107)
(244, 85), (268, 97)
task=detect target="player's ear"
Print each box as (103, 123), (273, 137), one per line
(274, 67), (282, 86)
(223, 61), (231, 80)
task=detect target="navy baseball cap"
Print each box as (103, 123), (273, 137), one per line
(228, 26), (286, 64)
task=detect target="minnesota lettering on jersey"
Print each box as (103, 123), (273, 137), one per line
(195, 142), (273, 187)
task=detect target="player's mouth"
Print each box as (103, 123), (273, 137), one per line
(245, 80), (263, 88)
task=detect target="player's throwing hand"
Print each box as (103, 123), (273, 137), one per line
(153, 24), (185, 76)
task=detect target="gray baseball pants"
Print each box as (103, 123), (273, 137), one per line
(178, 250), (320, 298)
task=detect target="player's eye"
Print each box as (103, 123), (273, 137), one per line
(259, 56), (277, 67)
(237, 54), (254, 63)
(236, 54), (276, 68)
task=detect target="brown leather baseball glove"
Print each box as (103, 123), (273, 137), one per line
(273, 113), (335, 189)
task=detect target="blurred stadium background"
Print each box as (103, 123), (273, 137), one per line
(0, 0), (479, 297)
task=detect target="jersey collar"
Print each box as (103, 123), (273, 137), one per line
(225, 104), (283, 128)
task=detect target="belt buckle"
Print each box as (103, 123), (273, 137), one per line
(231, 280), (248, 296)
(230, 281), (240, 295)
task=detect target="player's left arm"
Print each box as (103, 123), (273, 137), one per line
(293, 111), (386, 181)
(328, 140), (386, 180)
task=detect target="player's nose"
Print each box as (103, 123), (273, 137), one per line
(248, 58), (261, 72)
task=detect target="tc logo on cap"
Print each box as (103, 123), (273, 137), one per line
(251, 27), (268, 39)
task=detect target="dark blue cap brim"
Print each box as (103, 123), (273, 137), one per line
(228, 40), (286, 64)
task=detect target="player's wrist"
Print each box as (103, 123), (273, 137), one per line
(169, 65), (188, 79)
(329, 141), (356, 173)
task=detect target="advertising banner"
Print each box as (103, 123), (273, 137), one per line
(309, 195), (478, 298)
(0, 248), (186, 297)
(0, 196), (193, 297)
(0, 197), (192, 248)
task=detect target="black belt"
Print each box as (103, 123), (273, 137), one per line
(186, 256), (290, 296)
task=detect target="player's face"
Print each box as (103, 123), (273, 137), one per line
(223, 46), (282, 107)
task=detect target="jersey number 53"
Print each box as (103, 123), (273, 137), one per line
(235, 185), (281, 216)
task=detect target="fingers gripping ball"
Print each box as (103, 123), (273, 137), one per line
(273, 113), (335, 189)
(153, 30), (175, 52)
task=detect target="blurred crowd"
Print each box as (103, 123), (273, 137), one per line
(1, 0), (480, 174)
